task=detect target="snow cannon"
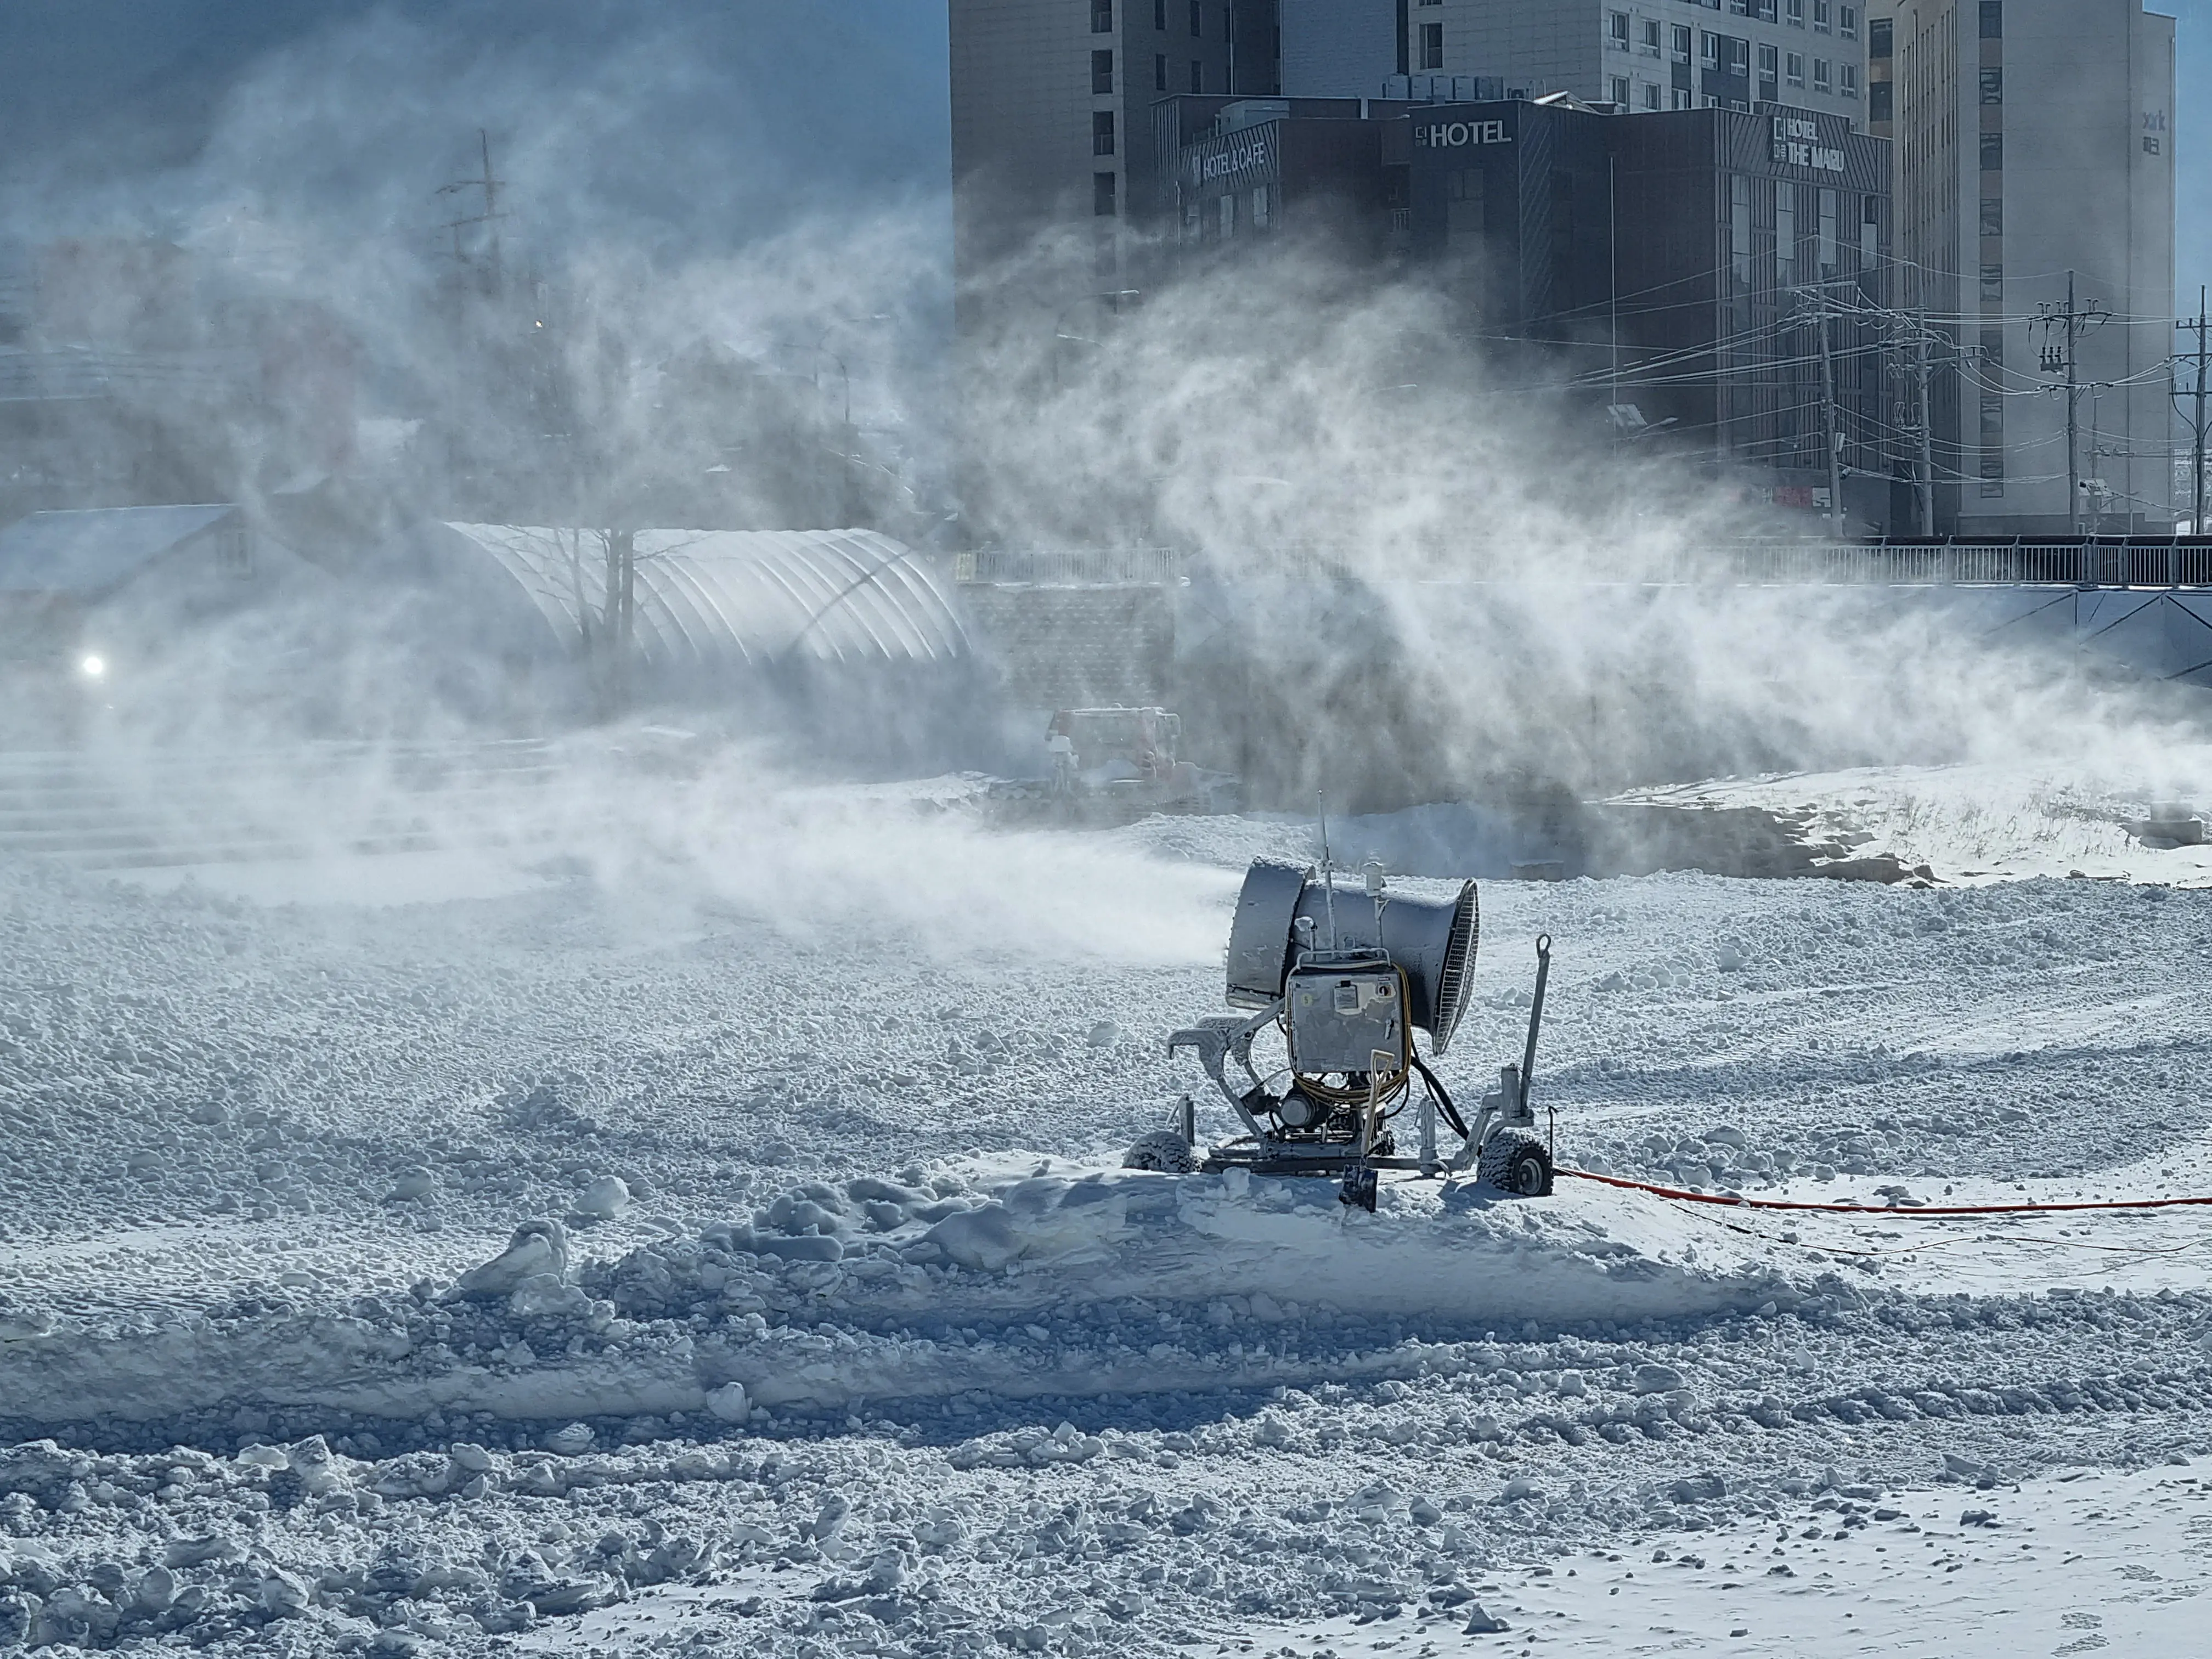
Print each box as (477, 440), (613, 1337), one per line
(1139, 857), (1557, 1209)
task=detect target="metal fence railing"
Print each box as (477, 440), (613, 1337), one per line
(1711, 539), (2212, 588)
(955, 548), (1183, 586)
(959, 539), (2212, 590)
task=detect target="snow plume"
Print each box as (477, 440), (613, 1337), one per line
(955, 227), (2211, 806)
(2, 2), (2207, 826)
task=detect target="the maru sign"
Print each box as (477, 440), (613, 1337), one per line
(1414, 117), (1512, 149)
(1771, 114), (1844, 173)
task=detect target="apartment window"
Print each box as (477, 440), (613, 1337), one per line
(1730, 0), (1750, 15)
(1643, 80), (1662, 109)
(1641, 18), (1662, 54)
(1980, 131), (2004, 171)
(1673, 87), (1692, 109)
(1252, 184), (1271, 228)
(1980, 2), (2002, 39)
(1786, 0), (1804, 24)
(1812, 57), (1831, 92)
(1671, 24), (1692, 61)
(1775, 180), (1798, 283)
(1870, 78), (1891, 120)
(1980, 263), (2004, 301)
(1786, 51), (1804, 86)
(1839, 5), (1857, 39)
(1812, 0), (1831, 31)
(1758, 42), (1778, 79)
(1092, 1), (1113, 31)
(1420, 22), (1443, 69)
(1611, 75), (1631, 104)
(1701, 31), (1720, 67)
(1189, 2), (1201, 37)
(1093, 111), (1116, 155)
(1092, 49), (1114, 93)
(1979, 67), (2002, 104)
(1840, 64), (1858, 98)
(1870, 16), (1891, 56)
(1155, 53), (1167, 90)
(1979, 197), (2003, 236)
(1759, 0), (1778, 19)
(1609, 11), (1630, 50)
(1190, 58), (1203, 91)
(1155, 0), (1166, 28)
(1094, 172), (1117, 216)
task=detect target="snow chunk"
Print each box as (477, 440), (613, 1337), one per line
(455, 1220), (571, 1297)
(925, 1204), (1023, 1271)
(706, 1382), (751, 1424)
(574, 1175), (631, 1218)
(509, 1273), (591, 1319)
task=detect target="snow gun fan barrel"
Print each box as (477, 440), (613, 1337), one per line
(1223, 859), (1480, 1055)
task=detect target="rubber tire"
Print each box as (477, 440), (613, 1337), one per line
(1123, 1130), (1200, 1173)
(1481, 1132), (1554, 1198)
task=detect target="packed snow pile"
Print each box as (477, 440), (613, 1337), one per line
(0, 1168), (1802, 1435)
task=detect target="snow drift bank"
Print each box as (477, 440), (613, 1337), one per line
(0, 1169), (1798, 1433)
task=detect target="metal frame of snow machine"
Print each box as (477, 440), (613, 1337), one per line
(1133, 839), (1560, 1209)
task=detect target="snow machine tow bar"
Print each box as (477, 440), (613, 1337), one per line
(1133, 843), (1558, 1209)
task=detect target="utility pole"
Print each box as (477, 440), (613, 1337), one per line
(1815, 282), (1847, 538)
(437, 129), (508, 292)
(2038, 270), (2109, 535)
(2178, 285), (2210, 534)
(1910, 310), (1936, 538)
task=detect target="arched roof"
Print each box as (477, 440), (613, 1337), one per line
(437, 524), (969, 669)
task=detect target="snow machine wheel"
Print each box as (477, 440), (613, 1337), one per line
(1123, 1130), (1200, 1173)
(1480, 1132), (1553, 1198)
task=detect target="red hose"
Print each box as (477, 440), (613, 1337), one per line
(1558, 1167), (2212, 1217)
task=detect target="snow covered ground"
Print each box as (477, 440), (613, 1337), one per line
(1612, 755), (2212, 887)
(3, 752), (2211, 1656)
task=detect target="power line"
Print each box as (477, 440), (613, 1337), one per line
(2035, 272), (2110, 534)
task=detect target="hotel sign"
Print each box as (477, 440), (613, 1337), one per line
(1186, 125), (1277, 188)
(1771, 114), (1844, 173)
(1413, 116), (1513, 149)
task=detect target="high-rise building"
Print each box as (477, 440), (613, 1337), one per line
(950, 2), (1278, 308)
(1875, 1), (2174, 533)
(1167, 95), (1895, 528)
(1279, 0), (1402, 97)
(1402, 0), (1871, 123)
